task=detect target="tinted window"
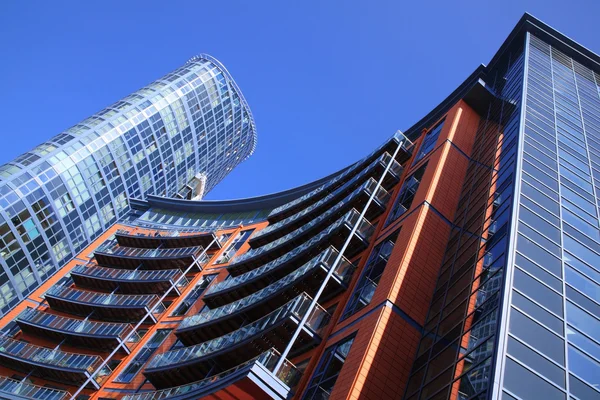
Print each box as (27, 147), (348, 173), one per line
(509, 308), (565, 364)
(503, 358), (565, 400)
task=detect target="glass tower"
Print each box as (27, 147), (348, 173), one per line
(406, 17), (600, 400)
(496, 32), (600, 400)
(0, 54), (256, 315)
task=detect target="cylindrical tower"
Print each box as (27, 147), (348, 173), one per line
(0, 55), (256, 314)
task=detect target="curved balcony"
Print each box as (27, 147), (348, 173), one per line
(268, 132), (412, 223)
(251, 175), (391, 247)
(45, 286), (161, 323)
(228, 207), (375, 276)
(70, 264), (186, 295)
(0, 376), (69, 400)
(144, 294), (328, 388)
(177, 247), (353, 344)
(123, 349), (299, 400)
(16, 308), (134, 353)
(115, 229), (221, 251)
(94, 240), (203, 270)
(0, 336), (108, 389)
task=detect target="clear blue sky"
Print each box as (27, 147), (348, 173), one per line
(1, 1), (599, 201)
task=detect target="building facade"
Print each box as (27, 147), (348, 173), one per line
(0, 55), (256, 316)
(0, 13), (598, 400)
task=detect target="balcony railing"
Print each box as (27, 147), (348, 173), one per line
(208, 228), (349, 296)
(221, 208), (373, 278)
(254, 162), (393, 242)
(71, 264), (184, 284)
(122, 349), (299, 400)
(0, 335), (104, 376)
(95, 240), (202, 259)
(0, 376), (69, 400)
(45, 286), (159, 309)
(179, 248), (352, 332)
(16, 308), (134, 341)
(393, 130), (414, 154)
(146, 294), (328, 370)
(232, 201), (373, 267)
(269, 132), (412, 219)
(115, 229), (220, 250)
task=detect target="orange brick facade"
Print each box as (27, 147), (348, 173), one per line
(0, 100), (482, 400)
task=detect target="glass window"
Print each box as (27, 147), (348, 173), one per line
(342, 230), (399, 319)
(415, 119), (445, 162)
(565, 266), (600, 305)
(566, 326), (600, 362)
(385, 163), (427, 226)
(302, 335), (355, 399)
(115, 329), (171, 382)
(171, 274), (217, 316)
(568, 345), (600, 391)
(512, 291), (563, 334)
(513, 267), (563, 316)
(507, 336), (565, 387)
(215, 229), (254, 264)
(569, 374), (600, 400)
(509, 308), (564, 364)
(565, 302), (600, 344)
(503, 358), (565, 400)
(516, 234), (562, 278)
(563, 235), (600, 273)
(515, 253), (562, 292)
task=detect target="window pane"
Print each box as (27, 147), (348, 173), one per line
(503, 358), (565, 400)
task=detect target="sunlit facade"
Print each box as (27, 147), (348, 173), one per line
(0, 13), (598, 400)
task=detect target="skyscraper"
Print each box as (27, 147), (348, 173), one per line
(0, 54), (256, 315)
(0, 13), (597, 400)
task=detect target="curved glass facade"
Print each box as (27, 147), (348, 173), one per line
(0, 55), (256, 314)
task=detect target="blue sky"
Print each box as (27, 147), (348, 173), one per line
(1, 1), (599, 200)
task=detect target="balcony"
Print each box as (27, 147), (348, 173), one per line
(390, 130), (414, 164)
(267, 132), (412, 223)
(115, 229), (221, 251)
(177, 247), (353, 344)
(144, 294), (328, 388)
(16, 308), (134, 353)
(45, 286), (162, 323)
(94, 240), (204, 270)
(123, 349), (299, 400)
(0, 376), (69, 400)
(251, 173), (392, 247)
(70, 264), (186, 295)
(0, 336), (108, 389)
(228, 208), (375, 276)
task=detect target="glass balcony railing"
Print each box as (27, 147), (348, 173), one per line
(0, 376), (69, 400)
(146, 293), (328, 370)
(123, 349), (299, 400)
(71, 264), (185, 284)
(115, 228), (221, 249)
(179, 248), (353, 331)
(393, 130), (414, 154)
(218, 208), (373, 279)
(268, 177), (339, 220)
(116, 228), (209, 239)
(233, 190), (377, 267)
(16, 308), (134, 341)
(0, 335), (104, 375)
(45, 286), (159, 309)
(269, 132), (412, 219)
(95, 240), (202, 259)
(254, 157), (394, 241)
(208, 224), (349, 296)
